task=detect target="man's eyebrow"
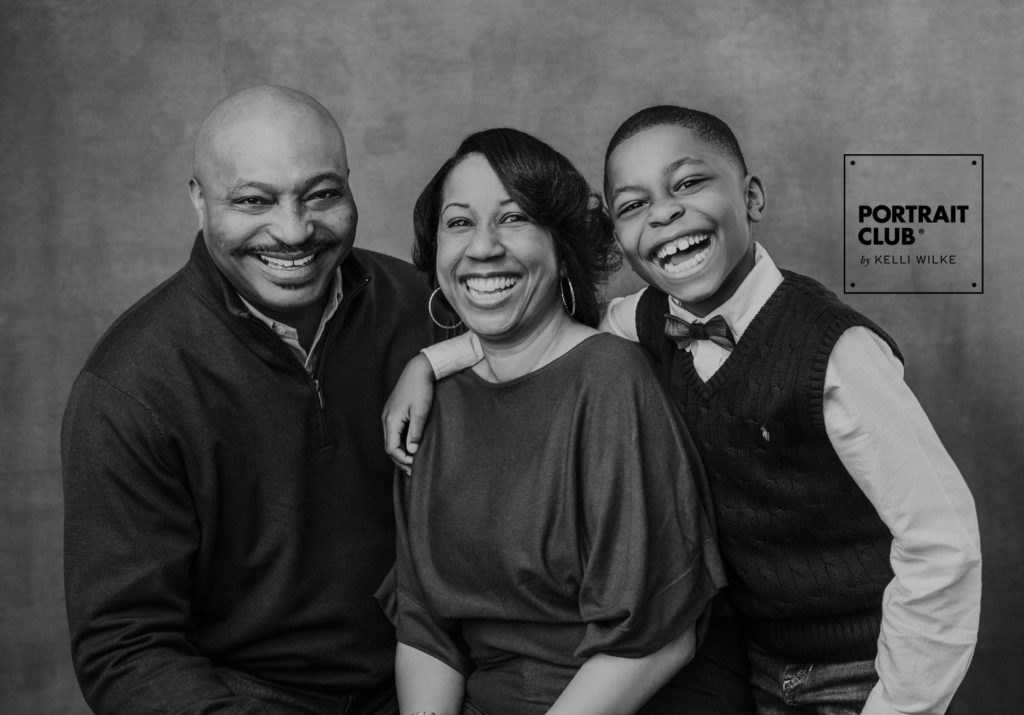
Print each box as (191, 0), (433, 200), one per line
(227, 180), (277, 197)
(299, 172), (347, 194)
(227, 172), (347, 197)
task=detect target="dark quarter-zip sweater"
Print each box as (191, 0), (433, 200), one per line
(62, 234), (437, 713)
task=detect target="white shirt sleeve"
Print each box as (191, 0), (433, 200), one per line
(598, 288), (645, 342)
(420, 332), (484, 380)
(824, 327), (981, 715)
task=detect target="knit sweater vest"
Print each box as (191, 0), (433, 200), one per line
(637, 271), (902, 663)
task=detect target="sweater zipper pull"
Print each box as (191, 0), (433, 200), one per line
(313, 378), (326, 411)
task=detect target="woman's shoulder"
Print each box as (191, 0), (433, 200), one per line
(443, 332), (656, 393)
(560, 333), (665, 402)
(572, 332), (657, 372)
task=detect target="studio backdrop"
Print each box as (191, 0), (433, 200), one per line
(2, 1), (1021, 712)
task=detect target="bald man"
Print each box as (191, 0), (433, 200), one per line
(62, 86), (439, 714)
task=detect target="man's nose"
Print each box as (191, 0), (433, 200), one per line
(269, 205), (314, 246)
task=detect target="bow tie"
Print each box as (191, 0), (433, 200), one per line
(664, 313), (736, 350)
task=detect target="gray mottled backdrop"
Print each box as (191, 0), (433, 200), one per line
(2, 0), (1020, 712)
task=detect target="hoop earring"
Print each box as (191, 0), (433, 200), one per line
(428, 287), (463, 330)
(560, 275), (576, 317)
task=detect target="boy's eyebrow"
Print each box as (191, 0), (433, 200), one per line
(663, 156), (708, 177)
(609, 183), (643, 201)
(610, 157), (709, 201)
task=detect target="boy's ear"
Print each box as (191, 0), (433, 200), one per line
(745, 175), (766, 223)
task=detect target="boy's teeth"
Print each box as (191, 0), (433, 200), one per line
(465, 275), (518, 294)
(662, 246), (710, 274)
(655, 233), (712, 261)
(260, 254), (315, 269)
(652, 233), (713, 274)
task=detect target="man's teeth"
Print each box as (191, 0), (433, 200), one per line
(654, 233), (712, 273)
(259, 253), (315, 270)
(464, 275), (518, 295)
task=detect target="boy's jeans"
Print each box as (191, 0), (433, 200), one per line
(747, 642), (876, 715)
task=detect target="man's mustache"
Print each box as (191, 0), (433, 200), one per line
(239, 234), (342, 256)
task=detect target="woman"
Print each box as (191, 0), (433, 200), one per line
(382, 128), (725, 715)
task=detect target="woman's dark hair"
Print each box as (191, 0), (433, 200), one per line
(413, 128), (620, 328)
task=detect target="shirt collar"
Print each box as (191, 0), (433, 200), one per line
(668, 242), (783, 341)
(239, 267), (345, 368)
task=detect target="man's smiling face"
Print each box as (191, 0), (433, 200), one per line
(189, 91), (357, 326)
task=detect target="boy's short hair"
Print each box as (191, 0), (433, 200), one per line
(604, 105), (748, 177)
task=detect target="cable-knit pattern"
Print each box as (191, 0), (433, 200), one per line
(637, 272), (902, 662)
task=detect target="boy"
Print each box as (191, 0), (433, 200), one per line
(385, 107), (981, 714)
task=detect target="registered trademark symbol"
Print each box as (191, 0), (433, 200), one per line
(919, 228), (925, 234)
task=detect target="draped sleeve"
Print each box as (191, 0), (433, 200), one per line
(573, 343), (726, 659)
(378, 469), (474, 676)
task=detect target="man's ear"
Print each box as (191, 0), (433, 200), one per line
(188, 178), (206, 231)
(745, 174), (766, 223)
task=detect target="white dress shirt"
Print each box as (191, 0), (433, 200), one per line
(239, 267), (344, 372)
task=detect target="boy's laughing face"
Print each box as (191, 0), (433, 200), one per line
(605, 125), (764, 315)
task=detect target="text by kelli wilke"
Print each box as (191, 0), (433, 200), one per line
(856, 204), (968, 266)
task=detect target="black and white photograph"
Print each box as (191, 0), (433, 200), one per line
(1, 1), (1019, 713)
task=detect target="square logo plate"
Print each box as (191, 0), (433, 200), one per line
(844, 154), (983, 294)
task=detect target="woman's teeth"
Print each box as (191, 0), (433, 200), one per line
(259, 253), (316, 270)
(464, 275), (519, 296)
(654, 233), (712, 273)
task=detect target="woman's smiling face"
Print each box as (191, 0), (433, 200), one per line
(435, 153), (562, 346)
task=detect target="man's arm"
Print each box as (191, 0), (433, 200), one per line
(62, 373), (265, 714)
(824, 328), (981, 715)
